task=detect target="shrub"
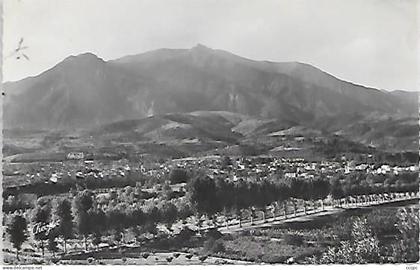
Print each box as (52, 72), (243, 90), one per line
(313, 217), (382, 264)
(212, 240), (226, 253)
(203, 237), (225, 254)
(170, 169), (189, 184)
(262, 254), (287, 264)
(392, 208), (419, 263)
(177, 227), (196, 243)
(222, 233), (234, 241)
(240, 230), (251, 237)
(205, 228), (223, 240)
(283, 233), (304, 246)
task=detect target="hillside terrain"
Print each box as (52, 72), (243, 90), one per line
(3, 45), (418, 155)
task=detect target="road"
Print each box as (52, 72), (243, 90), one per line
(216, 194), (419, 234)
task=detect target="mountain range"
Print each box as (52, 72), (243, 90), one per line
(3, 44), (418, 153)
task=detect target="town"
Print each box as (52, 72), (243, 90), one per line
(3, 150), (419, 265)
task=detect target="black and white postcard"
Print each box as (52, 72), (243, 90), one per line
(1, 0), (419, 267)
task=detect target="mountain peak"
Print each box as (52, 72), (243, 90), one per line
(4, 45), (417, 132)
(191, 43), (212, 51)
(62, 52), (104, 64)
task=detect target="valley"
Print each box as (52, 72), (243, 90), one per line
(3, 45), (419, 265)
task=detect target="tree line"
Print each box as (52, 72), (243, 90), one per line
(187, 171), (419, 222)
(5, 170), (418, 260)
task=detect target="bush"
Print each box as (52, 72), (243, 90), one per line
(203, 237), (225, 254)
(262, 254), (287, 264)
(170, 169), (189, 184)
(222, 233), (235, 241)
(240, 230), (251, 237)
(137, 190), (158, 200)
(283, 233), (304, 246)
(205, 228), (223, 240)
(165, 190), (186, 200)
(177, 227), (196, 243)
(313, 217), (382, 264)
(212, 240), (226, 253)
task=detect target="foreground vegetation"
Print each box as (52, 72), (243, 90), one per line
(4, 203), (418, 264)
(3, 172), (418, 264)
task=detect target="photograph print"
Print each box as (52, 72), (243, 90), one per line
(2, 0), (419, 266)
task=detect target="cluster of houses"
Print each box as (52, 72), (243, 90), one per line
(168, 156), (418, 183)
(5, 151), (419, 188)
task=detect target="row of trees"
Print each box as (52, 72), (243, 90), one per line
(187, 172), (419, 224)
(6, 171), (418, 260)
(187, 174), (331, 223)
(330, 171), (418, 202)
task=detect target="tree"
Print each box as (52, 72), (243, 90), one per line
(392, 208), (419, 262)
(92, 232), (102, 250)
(53, 199), (73, 253)
(177, 227), (196, 243)
(233, 180), (252, 226)
(169, 168), (189, 184)
(47, 230), (59, 257)
(144, 204), (160, 225)
(112, 227), (123, 247)
(75, 211), (91, 250)
(142, 221), (158, 235)
(72, 190), (94, 250)
(303, 179), (317, 211)
(161, 181), (173, 200)
(32, 203), (51, 257)
(187, 174), (218, 217)
(330, 178), (344, 206)
(203, 237), (225, 255)
(127, 207), (145, 227)
(105, 205), (126, 237)
(176, 200), (193, 220)
(88, 207), (106, 249)
(73, 190), (94, 213)
(214, 177), (234, 219)
(288, 178), (302, 214)
(7, 215), (28, 260)
(312, 217), (382, 263)
(255, 180), (274, 220)
(275, 178), (291, 204)
(159, 202), (178, 230)
(313, 178), (330, 210)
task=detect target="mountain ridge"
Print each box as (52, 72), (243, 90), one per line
(3, 45), (418, 145)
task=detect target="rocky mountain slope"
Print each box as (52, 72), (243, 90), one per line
(3, 45), (418, 153)
(4, 45), (417, 130)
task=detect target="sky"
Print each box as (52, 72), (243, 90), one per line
(3, 0), (419, 91)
